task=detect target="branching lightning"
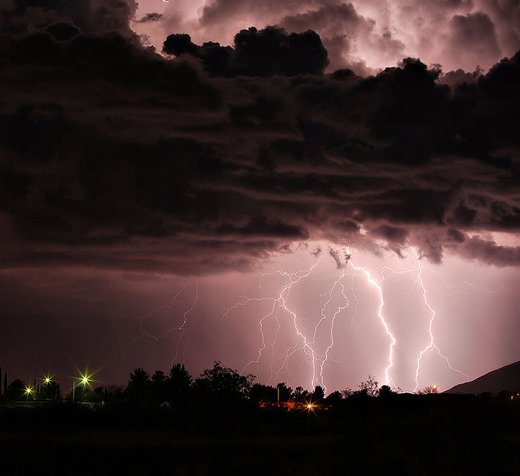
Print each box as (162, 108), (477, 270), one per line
(348, 258), (397, 386)
(412, 254), (467, 392)
(317, 277), (349, 393)
(131, 280), (200, 361)
(223, 261), (321, 389)
(223, 246), (399, 391)
(381, 250), (468, 392)
(129, 244), (474, 393)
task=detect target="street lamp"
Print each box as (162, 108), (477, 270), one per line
(24, 385), (35, 400)
(72, 370), (94, 401)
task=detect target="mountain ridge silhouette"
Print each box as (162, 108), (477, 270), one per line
(446, 360), (520, 394)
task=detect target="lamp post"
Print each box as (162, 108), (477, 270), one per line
(24, 385), (35, 401)
(73, 371), (93, 402)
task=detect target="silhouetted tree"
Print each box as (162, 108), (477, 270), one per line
(250, 383), (277, 403)
(359, 376), (379, 397)
(127, 368), (152, 404)
(168, 363), (193, 403)
(325, 390), (343, 403)
(378, 385), (396, 400)
(85, 386), (105, 403)
(39, 381), (60, 400)
(151, 370), (168, 402)
(101, 385), (126, 403)
(5, 379), (26, 400)
(293, 386), (310, 402)
(312, 385), (325, 402)
(341, 388), (354, 399)
(194, 361), (254, 400)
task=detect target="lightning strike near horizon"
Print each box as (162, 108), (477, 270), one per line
(380, 250), (468, 392)
(317, 277), (350, 393)
(412, 254), (468, 392)
(222, 245), (402, 391)
(223, 261), (321, 389)
(347, 257), (397, 386)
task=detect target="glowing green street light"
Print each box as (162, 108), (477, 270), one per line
(78, 371), (93, 388)
(42, 375), (53, 385)
(24, 385), (35, 400)
(72, 370), (95, 401)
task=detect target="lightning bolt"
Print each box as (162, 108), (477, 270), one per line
(413, 254), (467, 392)
(348, 259), (397, 386)
(381, 249), (468, 392)
(223, 246), (399, 391)
(131, 280), (200, 361)
(223, 261), (321, 389)
(317, 277), (349, 393)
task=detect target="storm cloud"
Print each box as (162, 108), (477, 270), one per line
(0, 0), (519, 276)
(136, 0), (520, 74)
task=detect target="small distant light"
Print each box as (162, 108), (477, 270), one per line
(43, 376), (53, 385)
(24, 386), (34, 396)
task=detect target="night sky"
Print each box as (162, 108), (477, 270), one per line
(1, 0), (519, 394)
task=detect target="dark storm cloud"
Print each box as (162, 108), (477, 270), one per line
(163, 26), (329, 76)
(192, 0), (404, 74)
(279, 2), (405, 72)
(457, 235), (520, 266)
(446, 12), (501, 71)
(0, 0), (138, 36)
(0, 0), (520, 273)
(147, 0), (520, 75)
(136, 12), (163, 23)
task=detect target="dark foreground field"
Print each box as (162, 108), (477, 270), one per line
(1, 396), (519, 476)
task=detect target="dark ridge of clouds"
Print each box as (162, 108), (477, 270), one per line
(456, 235), (520, 266)
(141, 0), (520, 74)
(136, 12), (163, 23)
(0, 0), (138, 36)
(0, 1), (519, 273)
(371, 225), (409, 245)
(175, 0), (401, 75)
(163, 26), (329, 77)
(437, 67), (483, 88)
(44, 21), (81, 41)
(446, 12), (501, 72)
(279, 2), (405, 73)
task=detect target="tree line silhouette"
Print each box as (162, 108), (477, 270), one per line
(2, 361), (516, 410)
(1, 361), (519, 476)
(0, 361), (411, 405)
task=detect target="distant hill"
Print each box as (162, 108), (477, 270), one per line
(446, 360), (520, 395)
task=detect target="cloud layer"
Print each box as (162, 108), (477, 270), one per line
(0, 0), (519, 275)
(136, 0), (520, 74)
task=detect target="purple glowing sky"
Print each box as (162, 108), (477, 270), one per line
(0, 0), (519, 394)
(135, 0), (520, 73)
(2, 242), (519, 393)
